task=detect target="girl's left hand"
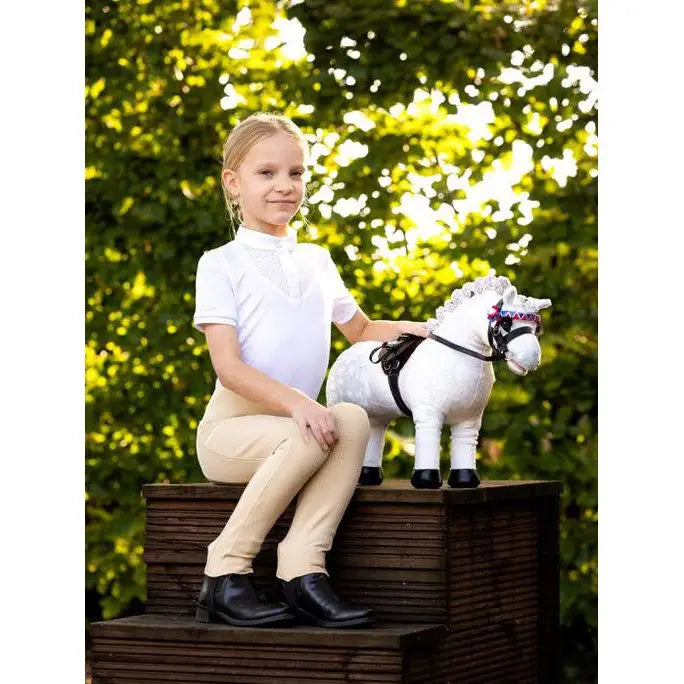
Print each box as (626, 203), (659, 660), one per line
(398, 321), (430, 338)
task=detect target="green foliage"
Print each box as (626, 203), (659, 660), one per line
(86, 0), (596, 678)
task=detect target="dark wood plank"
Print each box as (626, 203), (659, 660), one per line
(142, 480), (562, 504)
(92, 640), (402, 666)
(91, 614), (445, 650)
(92, 664), (401, 684)
(92, 661), (402, 682)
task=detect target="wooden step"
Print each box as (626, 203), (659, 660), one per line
(140, 479), (561, 682)
(91, 614), (445, 684)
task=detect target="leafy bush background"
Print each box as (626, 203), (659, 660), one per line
(86, 0), (597, 680)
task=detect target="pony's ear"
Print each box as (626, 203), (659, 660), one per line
(502, 286), (517, 307)
(532, 298), (552, 311)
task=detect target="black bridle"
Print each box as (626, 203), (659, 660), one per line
(368, 298), (543, 417)
(432, 298), (543, 362)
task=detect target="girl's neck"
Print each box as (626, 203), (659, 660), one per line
(241, 221), (288, 238)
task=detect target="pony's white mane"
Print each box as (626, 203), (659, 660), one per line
(426, 275), (511, 331)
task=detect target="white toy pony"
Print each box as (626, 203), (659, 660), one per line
(326, 275), (552, 489)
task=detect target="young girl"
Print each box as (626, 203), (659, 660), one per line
(193, 112), (428, 629)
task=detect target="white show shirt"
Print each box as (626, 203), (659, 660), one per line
(193, 225), (360, 399)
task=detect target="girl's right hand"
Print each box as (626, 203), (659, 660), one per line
(289, 396), (340, 452)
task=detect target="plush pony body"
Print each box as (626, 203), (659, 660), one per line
(325, 275), (552, 487)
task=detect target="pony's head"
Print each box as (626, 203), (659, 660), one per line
(491, 285), (552, 375)
(426, 276), (552, 376)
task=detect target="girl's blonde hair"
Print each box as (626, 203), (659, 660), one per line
(221, 113), (309, 227)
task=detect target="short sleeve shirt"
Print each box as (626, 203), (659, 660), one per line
(193, 225), (360, 399)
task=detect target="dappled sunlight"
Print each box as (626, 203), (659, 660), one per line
(247, 14), (595, 272)
(334, 139), (369, 166)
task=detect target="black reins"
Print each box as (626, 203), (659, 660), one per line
(368, 298), (542, 418)
(427, 332), (501, 362)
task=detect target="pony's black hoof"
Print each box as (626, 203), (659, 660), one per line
(447, 469), (480, 488)
(410, 469), (442, 489)
(358, 466), (383, 486)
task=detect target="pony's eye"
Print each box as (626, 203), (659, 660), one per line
(501, 318), (513, 332)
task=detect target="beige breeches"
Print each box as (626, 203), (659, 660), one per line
(196, 384), (370, 581)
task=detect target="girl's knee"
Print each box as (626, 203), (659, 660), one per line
(330, 402), (370, 440)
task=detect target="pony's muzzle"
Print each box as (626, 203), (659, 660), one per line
(505, 355), (529, 376)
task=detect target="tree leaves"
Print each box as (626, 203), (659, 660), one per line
(86, 1), (596, 677)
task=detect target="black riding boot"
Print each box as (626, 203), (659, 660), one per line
(196, 573), (295, 627)
(279, 573), (374, 628)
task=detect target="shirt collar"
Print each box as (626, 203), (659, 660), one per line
(234, 224), (298, 252)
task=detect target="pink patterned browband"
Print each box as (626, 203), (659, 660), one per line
(487, 305), (542, 325)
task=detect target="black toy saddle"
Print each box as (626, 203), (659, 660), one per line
(368, 333), (427, 417)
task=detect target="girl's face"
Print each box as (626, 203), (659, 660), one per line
(223, 131), (306, 235)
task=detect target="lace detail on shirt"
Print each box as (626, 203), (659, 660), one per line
(241, 246), (316, 298)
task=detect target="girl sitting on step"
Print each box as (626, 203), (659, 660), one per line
(193, 112), (428, 628)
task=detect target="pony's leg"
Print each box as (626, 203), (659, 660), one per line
(413, 413), (443, 471)
(449, 417), (482, 470)
(363, 420), (388, 468)
(448, 417), (482, 488)
(411, 412), (444, 488)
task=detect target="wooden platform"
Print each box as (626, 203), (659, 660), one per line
(92, 479), (561, 683)
(90, 615), (445, 683)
